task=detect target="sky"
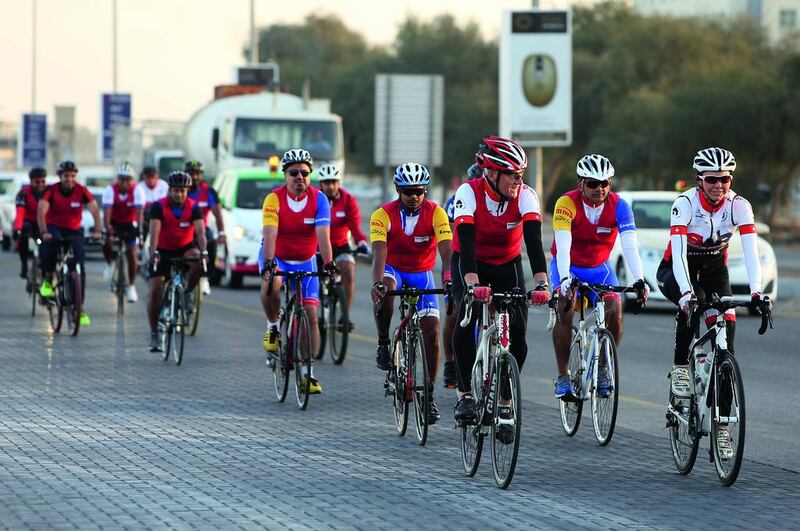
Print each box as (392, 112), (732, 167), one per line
(0, 0), (590, 130)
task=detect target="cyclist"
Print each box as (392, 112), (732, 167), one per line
(370, 162), (452, 424)
(37, 161), (101, 326)
(317, 163), (370, 330)
(451, 136), (550, 432)
(101, 162), (145, 302)
(550, 154), (648, 399)
(13, 167), (48, 279)
(140, 165), (168, 242)
(185, 160), (226, 295)
(658, 147), (770, 400)
(441, 162), (483, 389)
(146, 171), (207, 352)
(260, 149), (335, 395)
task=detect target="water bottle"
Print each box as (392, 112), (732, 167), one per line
(694, 348), (709, 393)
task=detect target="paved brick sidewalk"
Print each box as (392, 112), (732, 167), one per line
(0, 255), (797, 529)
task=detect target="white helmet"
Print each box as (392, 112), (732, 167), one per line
(116, 161), (136, 178)
(576, 154), (614, 181)
(281, 149), (313, 171)
(317, 164), (341, 181)
(393, 162), (430, 187)
(693, 147), (736, 175)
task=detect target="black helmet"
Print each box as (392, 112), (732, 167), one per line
(29, 167), (47, 179)
(141, 165), (157, 176)
(184, 160), (204, 172)
(56, 160), (78, 175)
(167, 171), (192, 188)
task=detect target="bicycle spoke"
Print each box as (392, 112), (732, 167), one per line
(712, 352), (746, 486)
(560, 334), (583, 436)
(491, 356), (521, 489)
(591, 330), (619, 446)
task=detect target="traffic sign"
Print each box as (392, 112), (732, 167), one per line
(17, 113), (47, 168)
(98, 93), (132, 162)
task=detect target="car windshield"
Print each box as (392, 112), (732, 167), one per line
(158, 157), (184, 177)
(0, 179), (12, 195)
(84, 176), (113, 188)
(631, 200), (673, 229)
(236, 179), (282, 209)
(233, 118), (341, 161)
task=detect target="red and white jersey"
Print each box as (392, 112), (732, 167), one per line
(42, 183), (94, 231)
(665, 188), (756, 261)
(328, 187), (368, 248)
(102, 183), (145, 224)
(452, 178), (541, 265)
(142, 179), (168, 207)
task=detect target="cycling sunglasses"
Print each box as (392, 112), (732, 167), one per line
(499, 171), (524, 181)
(400, 188), (427, 197)
(583, 179), (610, 189)
(288, 169), (311, 178)
(701, 175), (732, 185)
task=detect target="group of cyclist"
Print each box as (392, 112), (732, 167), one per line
(13, 136), (771, 451)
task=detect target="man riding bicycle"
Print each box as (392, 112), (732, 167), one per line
(550, 154), (648, 399)
(658, 147), (770, 458)
(451, 136), (550, 428)
(146, 171), (208, 352)
(37, 161), (101, 327)
(13, 167), (48, 279)
(140, 165), (168, 242)
(317, 163), (370, 330)
(102, 162), (145, 303)
(186, 160), (226, 295)
(370, 162), (452, 424)
(260, 149), (335, 395)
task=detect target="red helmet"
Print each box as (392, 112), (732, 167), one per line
(475, 136), (527, 173)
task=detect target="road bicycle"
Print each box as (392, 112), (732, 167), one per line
(107, 228), (138, 316)
(549, 281), (635, 446)
(458, 286), (527, 489)
(45, 236), (83, 336)
(156, 256), (204, 366)
(24, 234), (42, 317)
(665, 294), (773, 486)
(268, 269), (327, 410)
(316, 249), (367, 364)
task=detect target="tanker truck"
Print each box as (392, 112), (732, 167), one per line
(182, 90), (344, 179)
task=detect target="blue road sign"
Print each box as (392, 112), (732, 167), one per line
(98, 93), (132, 162)
(17, 113), (48, 167)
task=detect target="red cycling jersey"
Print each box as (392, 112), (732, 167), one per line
(154, 197), (197, 251)
(550, 188), (620, 268)
(42, 183), (94, 231)
(328, 187), (368, 247)
(14, 185), (42, 230)
(109, 182), (139, 224)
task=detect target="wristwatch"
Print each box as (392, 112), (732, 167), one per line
(535, 279), (550, 290)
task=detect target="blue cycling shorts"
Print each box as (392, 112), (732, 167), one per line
(258, 243), (319, 305)
(549, 257), (618, 305)
(383, 265), (439, 319)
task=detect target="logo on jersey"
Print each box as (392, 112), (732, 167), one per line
(597, 227), (612, 234)
(455, 199), (464, 209)
(335, 211), (346, 218)
(672, 206), (679, 216)
(70, 202), (81, 208)
(414, 236), (430, 243)
(179, 221), (190, 228)
(303, 217), (315, 224)
(506, 222), (520, 230)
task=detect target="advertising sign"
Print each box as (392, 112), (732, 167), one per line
(98, 93), (132, 162)
(17, 113), (47, 167)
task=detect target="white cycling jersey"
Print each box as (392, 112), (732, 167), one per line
(666, 187), (761, 295)
(141, 179), (169, 206)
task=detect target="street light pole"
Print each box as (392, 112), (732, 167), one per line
(32, 0), (37, 112)
(529, 0), (543, 197)
(113, 0), (118, 92)
(249, 0), (257, 64)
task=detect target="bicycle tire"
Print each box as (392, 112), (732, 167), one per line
(188, 282), (202, 336)
(172, 287), (185, 365)
(66, 270), (82, 337)
(712, 351), (746, 486)
(591, 329), (619, 446)
(391, 329), (408, 436)
(316, 284), (327, 361)
(50, 281), (63, 332)
(460, 358), (485, 477)
(329, 284), (349, 365)
(667, 389), (700, 475)
(273, 309), (291, 402)
(116, 249), (126, 316)
(162, 286), (174, 362)
(560, 332), (584, 436)
(293, 310), (312, 410)
(410, 328), (429, 446)
(491, 354), (522, 490)
(29, 254), (39, 318)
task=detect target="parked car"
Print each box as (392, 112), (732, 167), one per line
(77, 166), (115, 251)
(610, 191), (778, 312)
(0, 172), (27, 249)
(210, 167), (284, 288)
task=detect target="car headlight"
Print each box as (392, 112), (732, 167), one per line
(232, 225), (245, 240)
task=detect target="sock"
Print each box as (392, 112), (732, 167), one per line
(267, 320), (278, 330)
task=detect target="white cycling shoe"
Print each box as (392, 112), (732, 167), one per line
(669, 365), (692, 397)
(102, 265), (113, 282)
(126, 285), (138, 303)
(200, 277), (211, 296)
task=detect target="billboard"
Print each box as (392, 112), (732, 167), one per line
(98, 93), (132, 162)
(17, 113), (47, 168)
(499, 10), (572, 147)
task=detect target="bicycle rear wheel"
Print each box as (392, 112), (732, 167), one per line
(329, 284), (349, 365)
(65, 270), (82, 336)
(50, 280), (63, 332)
(409, 328), (430, 446)
(273, 310), (290, 402)
(491, 354), (522, 490)
(391, 329), (408, 436)
(460, 358), (485, 477)
(160, 295), (171, 362)
(667, 389), (699, 475)
(712, 351), (746, 486)
(560, 331), (583, 436)
(171, 287), (186, 365)
(591, 329), (619, 446)
(29, 255), (39, 317)
(293, 310), (312, 410)
(115, 250), (126, 316)
(188, 282), (202, 336)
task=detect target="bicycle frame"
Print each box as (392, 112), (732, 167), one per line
(571, 286), (613, 402)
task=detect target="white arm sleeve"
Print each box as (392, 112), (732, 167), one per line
(452, 183), (477, 220)
(619, 230), (644, 282)
(133, 185), (146, 207)
(741, 232), (762, 294)
(670, 234), (693, 295)
(554, 229), (572, 281)
(101, 186), (115, 208)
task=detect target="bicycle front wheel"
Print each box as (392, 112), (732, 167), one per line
(171, 287), (186, 365)
(273, 310), (290, 402)
(293, 310), (313, 410)
(667, 388), (699, 475)
(591, 329), (619, 446)
(188, 282), (202, 336)
(460, 358), (485, 477)
(49, 281), (63, 332)
(712, 351), (746, 486)
(329, 284), (349, 365)
(491, 355), (522, 490)
(29, 255), (39, 317)
(115, 251), (126, 316)
(65, 271), (82, 337)
(560, 331), (583, 436)
(409, 328), (430, 446)
(391, 330), (408, 436)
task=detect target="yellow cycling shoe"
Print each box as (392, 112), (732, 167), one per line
(300, 376), (322, 395)
(39, 280), (54, 298)
(79, 312), (91, 326)
(263, 327), (280, 352)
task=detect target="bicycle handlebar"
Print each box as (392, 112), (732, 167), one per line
(686, 296), (774, 336)
(459, 287), (528, 328)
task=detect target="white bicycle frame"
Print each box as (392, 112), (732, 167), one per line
(572, 300), (609, 401)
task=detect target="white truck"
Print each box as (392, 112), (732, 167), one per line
(183, 90), (344, 178)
